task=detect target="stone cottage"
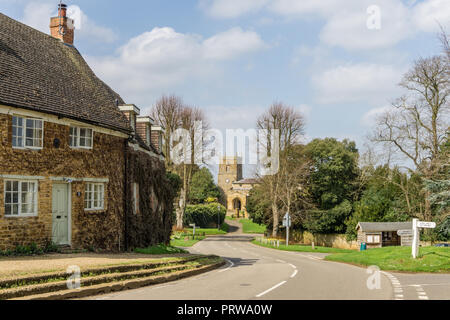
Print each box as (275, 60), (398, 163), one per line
(0, 4), (173, 251)
(356, 222), (413, 250)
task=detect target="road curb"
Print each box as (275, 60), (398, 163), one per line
(11, 259), (226, 300)
(0, 255), (202, 290)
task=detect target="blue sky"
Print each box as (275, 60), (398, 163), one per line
(1, 0), (448, 155)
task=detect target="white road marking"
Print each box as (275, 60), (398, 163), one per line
(413, 285), (430, 300)
(406, 283), (450, 287)
(382, 272), (404, 301)
(290, 270), (298, 278)
(289, 264), (297, 269)
(256, 281), (287, 298)
(276, 259), (286, 264)
(218, 259), (235, 273)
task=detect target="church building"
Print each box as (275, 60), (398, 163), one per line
(218, 157), (259, 218)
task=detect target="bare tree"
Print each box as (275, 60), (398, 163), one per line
(370, 33), (449, 221)
(172, 106), (209, 230)
(372, 54), (449, 175)
(277, 145), (312, 227)
(257, 102), (306, 237)
(151, 95), (183, 168)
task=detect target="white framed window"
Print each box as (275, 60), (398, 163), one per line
(4, 180), (38, 217)
(84, 183), (104, 210)
(12, 116), (43, 149)
(70, 127), (93, 149)
(367, 234), (381, 244)
(132, 183), (140, 215)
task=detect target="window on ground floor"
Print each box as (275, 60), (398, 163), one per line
(4, 180), (38, 216)
(84, 183), (104, 210)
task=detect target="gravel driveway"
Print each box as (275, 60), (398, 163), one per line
(0, 253), (191, 279)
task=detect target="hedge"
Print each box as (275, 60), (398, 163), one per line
(184, 203), (227, 228)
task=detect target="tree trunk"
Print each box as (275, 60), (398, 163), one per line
(272, 203), (279, 238)
(176, 189), (186, 230)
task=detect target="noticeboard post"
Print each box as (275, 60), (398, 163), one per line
(283, 213), (291, 246)
(189, 224), (196, 239)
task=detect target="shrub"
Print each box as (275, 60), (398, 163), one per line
(0, 240), (62, 257)
(184, 203), (226, 228)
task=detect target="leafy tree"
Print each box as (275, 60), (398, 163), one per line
(166, 171), (182, 198)
(305, 138), (359, 210)
(345, 166), (410, 240)
(424, 179), (450, 241)
(188, 167), (220, 204)
(304, 200), (353, 234)
(301, 138), (359, 234)
(247, 185), (272, 226)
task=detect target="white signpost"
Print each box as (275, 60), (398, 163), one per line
(397, 229), (413, 237)
(283, 213), (291, 246)
(412, 219), (436, 259)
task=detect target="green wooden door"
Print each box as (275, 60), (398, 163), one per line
(52, 184), (70, 245)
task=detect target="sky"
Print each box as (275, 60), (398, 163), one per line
(1, 0), (449, 176)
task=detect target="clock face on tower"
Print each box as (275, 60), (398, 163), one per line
(226, 179), (230, 183)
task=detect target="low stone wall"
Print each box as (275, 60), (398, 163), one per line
(280, 230), (359, 250)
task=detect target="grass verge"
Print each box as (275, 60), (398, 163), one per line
(170, 237), (205, 247)
(325, 246), (450, 273)
(185, 224), (229, 235)
(134, 244), (188, 255)
(240, 219), (267, 234)
(252, 239), (354, 253)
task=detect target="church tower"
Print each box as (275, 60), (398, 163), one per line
(218, 157), (243, 195)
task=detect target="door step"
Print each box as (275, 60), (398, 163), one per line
(57, 245), (84, 254)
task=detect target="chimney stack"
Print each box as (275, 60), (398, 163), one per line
(50, 3), (75, 45)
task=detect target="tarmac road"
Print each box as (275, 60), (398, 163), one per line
(89, 222), (450, 300)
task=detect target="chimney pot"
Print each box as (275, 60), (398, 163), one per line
(50, 2), (74, 45)
(58, 3), (67, 17)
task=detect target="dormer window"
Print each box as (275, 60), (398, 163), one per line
(70, 126), (93, 149)
(12, 116), (43, 149)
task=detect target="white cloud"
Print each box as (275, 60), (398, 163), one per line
(207, 105), (265, 130)
(200, 0), (449, 50)
(68, 5), (117, 43)
(268, 0), (343, 18)
(298, 104), (312, 118)
(319, 1), (414, 50)
(88, 27), (266, 103)
(312, 63), (404, 104)
(203, 27), (266, 60)
(412, 0), (450, 32)
(21, 1), (54, 33)
(19, 1), (116, 43)
(199, 0), (269, 19)
(361, 106), (392, 127)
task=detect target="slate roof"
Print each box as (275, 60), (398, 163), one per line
(0, 13), (131, 133)
(356, 222), (413, 232)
